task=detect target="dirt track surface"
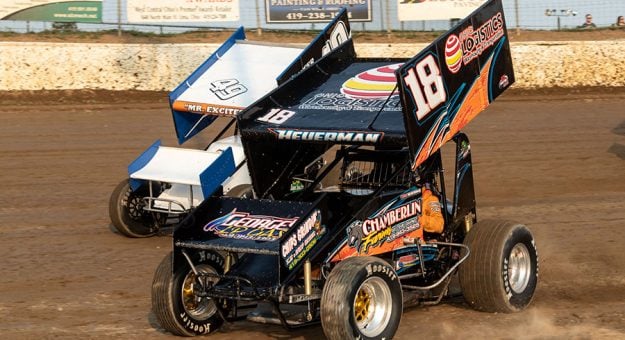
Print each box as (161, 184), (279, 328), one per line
(1, 90), (625, 339)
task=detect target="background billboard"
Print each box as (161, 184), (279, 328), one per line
(126, 0), (240, 23)
(398, 0), (486, 21)
(1, 1), (102, 22)
(266, 0), (371, 23)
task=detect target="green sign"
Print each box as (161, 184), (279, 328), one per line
(2, 1), (102, 23)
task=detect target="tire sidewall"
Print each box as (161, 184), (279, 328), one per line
(345, 260), (402, 340)
(501, 226), (538, 311)
(110, 179), (157, 237)
(171, 250), (225, 335)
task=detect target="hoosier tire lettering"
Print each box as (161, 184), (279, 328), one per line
(180, 312), (210, 334)
(458, 219), (538, 313)
(366, 262), (398, 282)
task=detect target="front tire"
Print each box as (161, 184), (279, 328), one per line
(321, 256), (402, 340)
(108, 179), (158, 238)
(152, 251), (226, 336)
(458, 219), (538, 313)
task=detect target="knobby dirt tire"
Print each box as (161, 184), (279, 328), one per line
(458, 219), (538, 313)
(108, 178), (157, 238)
(152, 251), (226, 336)
(321, 256), (402, 340)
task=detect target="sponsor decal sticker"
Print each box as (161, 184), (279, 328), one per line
(209, 79), (248, 100)
(347, 200), (421, 253)
(203, 209), (298, 241)
(498, 74), (509, 89)
(340, 63), (402, 100)
(172, 101), (242, 116)
(442, 12), (504, 74)
(444, 34), (463, 74)
(394, 245), (438, 272)
(281, 210), (325, 270)
(458, 139), (471, 160)
(396, 254), (419, 270)
(399, 187), (421, 200)
(298, 93), (402, 112)
(270, 128), (383, 144)
(458, 12), (504, 67)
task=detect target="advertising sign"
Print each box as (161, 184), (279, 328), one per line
(127, 0), (240, 23)
(1, 1), (101, 22)
(397, 0), (486, 21)
(266, 0), (371, 23)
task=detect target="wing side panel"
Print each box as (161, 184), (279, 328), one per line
(396, 0), (514, 171)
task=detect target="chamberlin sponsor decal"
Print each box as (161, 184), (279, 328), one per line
(298, 93), (402, 112)
(203, 209), (298, 241)
(340, 64), (402, 100)
(387, 217), (419, 242)
(270, 129), (383, 144)
(281, 210), (325, 270)
(348, 200), (421, 253)
(458, 12), (504, 66)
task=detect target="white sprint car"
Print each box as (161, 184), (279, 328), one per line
(108, 11), (351, 237)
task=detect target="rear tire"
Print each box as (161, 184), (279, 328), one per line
(458, 219), (538, 313)
(108, 179), (158, 238)
(321, 256), (402, 340)
(152, 251), (226, 336)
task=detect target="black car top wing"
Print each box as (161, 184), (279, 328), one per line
(239, 0), (513, 152)
(238, 42), (407, 146)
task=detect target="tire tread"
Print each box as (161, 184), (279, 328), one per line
(459, 219), (536, 313)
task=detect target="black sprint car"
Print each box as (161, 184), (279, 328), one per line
(151, 1), (538, 338)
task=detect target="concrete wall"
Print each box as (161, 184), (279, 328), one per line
(1, 40), (624, 91)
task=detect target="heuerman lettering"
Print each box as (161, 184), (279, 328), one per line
(271, 129), (383, 144)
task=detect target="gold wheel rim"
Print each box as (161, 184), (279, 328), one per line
(354, 287), (371, 322)
(180, 265), (218, 319)
(352, 276), (393, 337)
